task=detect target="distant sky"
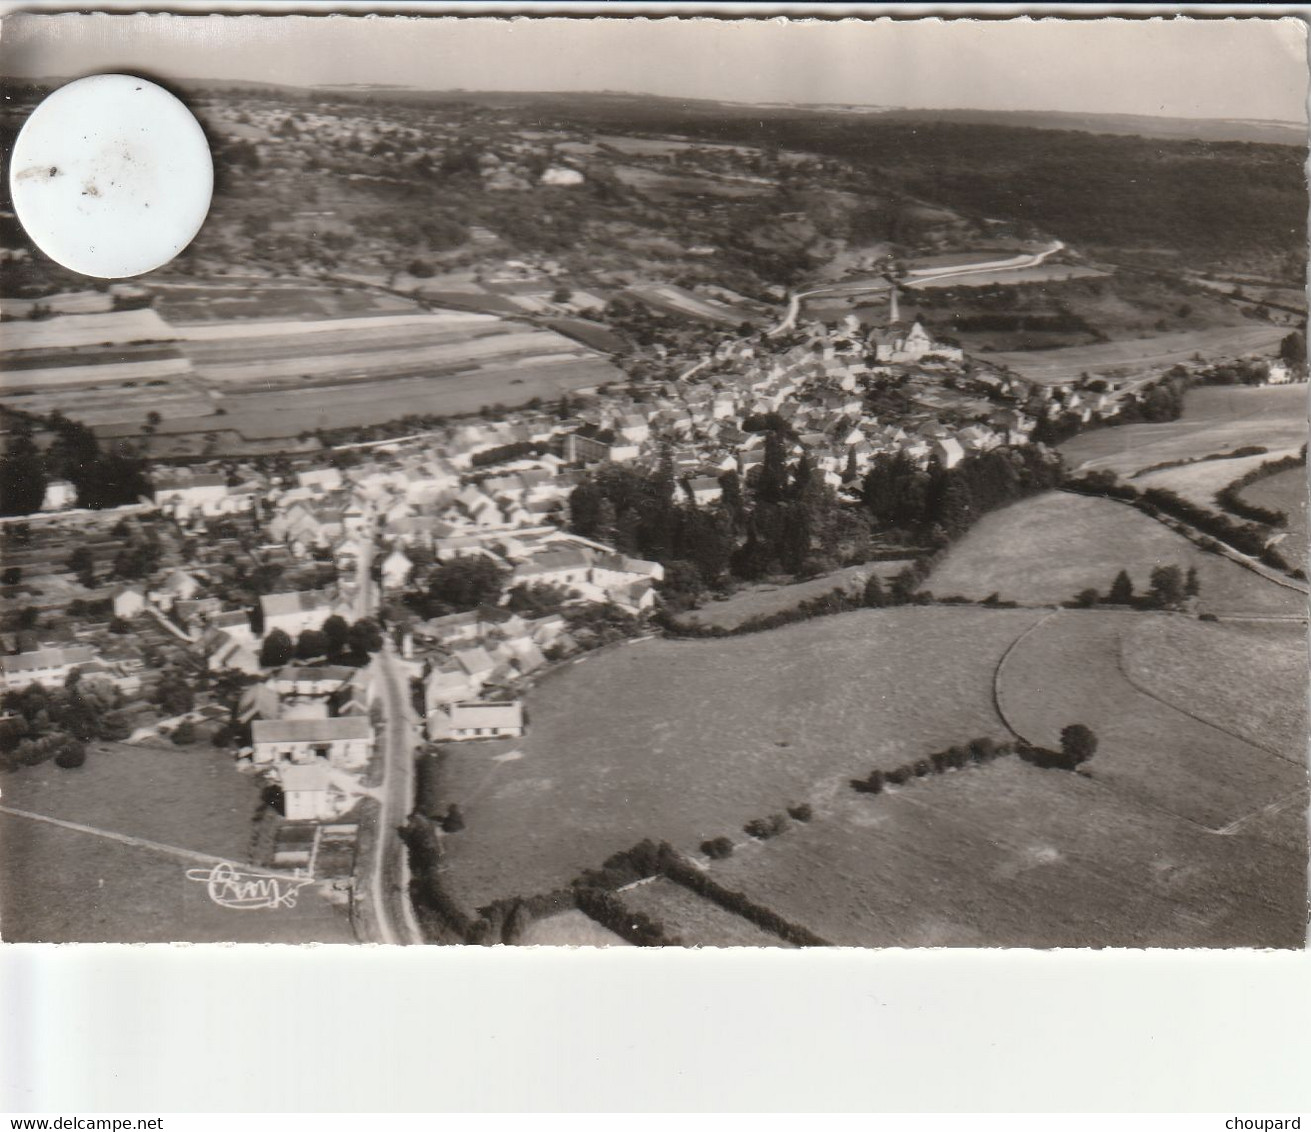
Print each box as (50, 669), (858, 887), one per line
(3, 13), (1306, 123)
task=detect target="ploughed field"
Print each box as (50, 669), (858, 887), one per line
(926, 491), (1304, 616)
(9, 280), (623, 444)
(436, 607), (1042, 909)
(1059, 384), (1307, 477)
(0, 742), (356, 943)
(981, 326), (1287, 385)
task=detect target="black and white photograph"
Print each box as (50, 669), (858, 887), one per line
(0, 11), (1306, 950)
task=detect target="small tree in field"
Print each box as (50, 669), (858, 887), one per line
(1107, 570), (1134, 605)
(1185, 566), (1200, 598)
(54, 738), (87, 769)
(1060, 723), (1098, 766)
(1149, 564), (1186, 609)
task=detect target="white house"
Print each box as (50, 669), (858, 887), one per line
(259, 590), (345, 638)
(250, 715), (374, 769)
(686, 476), (723, 506)
(277, 763), (336, 822)
(153, 472), (228, 510)
(39, 479), (77, 512)
(381, 548), (413, 589)
(1, 646), (97, 691)
(446, 700), (525, 740)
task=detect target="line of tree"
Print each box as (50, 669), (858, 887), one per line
(860, 444), (1063, 544)
(1213, 447), (1306, 527)
(1067, 472), (1294, 572)
(852, 736), (1014, 794)
(1071, 564), (1197, 610)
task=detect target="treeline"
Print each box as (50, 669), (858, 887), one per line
(851, 726), (1097, 795)
(1, 411), (152, 517)
(1214, 449), (1306, 527)
(570, 436), (1060, 606)
(852, 736), (1014, 793)
(401, 820), (827, 947)
(1068, 472), (1297, 573)
(860, 444), (1063, 543)
(1068, 565), (1197, 611)
(570, 437), (853, 598)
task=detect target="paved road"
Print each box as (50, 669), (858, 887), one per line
(352, 530), (421, 944)
(769, 241), (1067, 336)
(354, 531), (378, 620)
(362, 638), (423, 945)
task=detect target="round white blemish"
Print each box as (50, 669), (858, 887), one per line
(9, 74), (213, 279)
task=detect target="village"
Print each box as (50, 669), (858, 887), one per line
(2, 204), (1305, 947)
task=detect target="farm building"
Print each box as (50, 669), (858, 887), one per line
(277, 763), (336, 822)
(39, 480), (77, 512)
(446, 700), (526, 740)
(250, 715), (374, 769)
(153, 472), (229, 510)
(259, 590), (349, 638)
(1, 646), (98, 691)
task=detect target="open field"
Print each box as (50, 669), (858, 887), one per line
(0, 742), (355, 943)
(709, 755), (1303, 948)
(437, 606), (1041, 908)
(1120, 616), (1307, 761)
(182, 318), (582, 388)
(1133, 448), (1302, 507)
(0, 741), (260, 858)
(15, 279), (621, 440)
(625, 283), (758, 325)
(0, 816), (356, 943)
(149, 278), (418, 323)
(1060, 384), (1307, 477)
(926, 492), (1304, 615)
(194, 356), (619, 439)
(981, 326), (1286, 384)
(611, 164), (771, 200)
(905, 264), (1108, 290)
(1239, 465), (1309, 571)
(676, 560), (913, 631)
(998, 610), (1306, 834)
(517, 909), (631, 946)
(620, 876), (794, 947)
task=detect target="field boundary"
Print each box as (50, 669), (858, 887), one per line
(1059, 487), (1309, 598)
(991, 609), (1060, 742)
(1113, 628), (1303, 765)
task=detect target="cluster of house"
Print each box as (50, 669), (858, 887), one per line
(240, 664), (376, 822)
(552, 310), (1027, 493)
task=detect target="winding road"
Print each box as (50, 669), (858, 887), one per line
(769, 240), (1066, 337)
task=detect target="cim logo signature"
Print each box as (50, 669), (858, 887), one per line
(185, 862), (314, 910)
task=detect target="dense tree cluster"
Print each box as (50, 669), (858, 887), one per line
(861, 444), (1062, 543)
(0, 411), (152, 517)
(570, 435), (866, 601)
(0, 678), (134, 773)
(406, 555), (509, 619)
